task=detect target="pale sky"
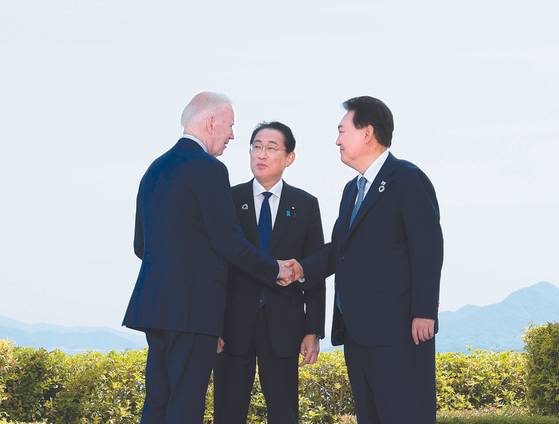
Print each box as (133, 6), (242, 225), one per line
(1, 0), (558, 336)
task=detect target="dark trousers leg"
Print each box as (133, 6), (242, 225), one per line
(213, 348), (257, 424)
(141, 330), (217, 424)
(255, 309), (299, 424)
(141, 331), (170, 423)
(344, 341), (380, 424)
(344, 335), (436, 424)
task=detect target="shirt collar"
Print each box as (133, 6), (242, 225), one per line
(182, 133), (208, 153)
(360, 149), (390, 183)
(252, 178), (283, 199)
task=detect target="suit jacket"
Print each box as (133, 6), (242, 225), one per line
(301, 153), (443, 346)
(222, 180), (326, 357)
(122, 138), (279, 336)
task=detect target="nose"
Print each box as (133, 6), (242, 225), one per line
(258, 148), (268, 159)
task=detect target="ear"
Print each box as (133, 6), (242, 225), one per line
(364, 124), (374, 143)
(206, 115), (215, 135)
(285, 151), (296, 168)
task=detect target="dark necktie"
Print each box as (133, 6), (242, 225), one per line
(258, 192), (273, 252)
(258, 192), (273, 307)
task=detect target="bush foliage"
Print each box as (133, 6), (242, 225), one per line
(524, 323), (559, 416)
(436, 350), (526, 411)
(0, 332), (555, 423)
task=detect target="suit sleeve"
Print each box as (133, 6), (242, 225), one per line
(133, 182), (144, 260)
(301, 197), (326, 338)
(299, 241), (335, 284)
(197, 161), (279, 286)
(299, 180), (353, 282)
(401, 169), (444, 320)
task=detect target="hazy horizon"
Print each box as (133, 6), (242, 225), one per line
(1, 1), (558, 335)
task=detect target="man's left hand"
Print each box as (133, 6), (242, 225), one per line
(299, 334), (319, 366)
(411, 318), (435, 345)
(217, 337), (225, 353)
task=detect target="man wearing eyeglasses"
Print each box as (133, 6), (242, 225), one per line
(213, 122), (326, 424)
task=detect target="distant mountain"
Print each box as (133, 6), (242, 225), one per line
(437, 281), (559, 352)
(3, 282), (558, 353)
(320, 281), (559, 353)
(0, 316), (146, 354)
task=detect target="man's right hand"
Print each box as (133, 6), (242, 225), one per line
(277, 260), (295, 285)
(277, 259), (305, 286)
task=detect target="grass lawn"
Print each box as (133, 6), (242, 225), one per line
(336, 409), (559, 424)
(437, 416), (559, 424)
(436, 409), (559, 424)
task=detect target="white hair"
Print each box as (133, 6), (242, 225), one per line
(180, 91), (232, 128)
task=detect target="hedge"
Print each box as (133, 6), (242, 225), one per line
(524, 323), (559, 415)
(0, 335), (554, 423)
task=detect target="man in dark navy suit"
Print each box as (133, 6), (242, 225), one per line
(122, 93), (295, 424)
(286, 97), (444, 424)
(213, 122), (326, 424)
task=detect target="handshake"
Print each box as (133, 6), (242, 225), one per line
(276, 259), (305, 286)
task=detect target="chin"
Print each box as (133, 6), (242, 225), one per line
(253, 171), (267, 181)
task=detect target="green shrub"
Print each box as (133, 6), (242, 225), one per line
(1, 347), (65, 422)
(44, 350), (146, 424)
(0, 340), (15, 419)
(298, 350), (353, 423)
(0, 340), (537, 422)
(437, 350), (527, 411)
(524, 323), (559, 415)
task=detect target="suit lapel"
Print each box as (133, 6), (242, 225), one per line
(345, 153), (398, 241)
(236, 180), (261, 248)
(339, 177), (358, 237)
(269, 181), (292, 253)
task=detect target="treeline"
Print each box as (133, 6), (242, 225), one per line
(0, 324), (557, 423)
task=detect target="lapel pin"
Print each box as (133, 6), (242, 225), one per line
(241, 203), (249, 210)
(378, 181), (386, 193)
(286, 206), (296, 217)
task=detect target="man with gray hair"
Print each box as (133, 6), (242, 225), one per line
(123, 92), (295, 423)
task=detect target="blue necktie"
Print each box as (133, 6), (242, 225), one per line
(349, 176), (368, 228)
(336, 176), (368, 313)
(258, 192), (273, 307)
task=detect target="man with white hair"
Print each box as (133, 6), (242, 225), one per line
(123, 92), (295, 423)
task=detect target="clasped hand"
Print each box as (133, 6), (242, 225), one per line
(276, 259), (305, 286)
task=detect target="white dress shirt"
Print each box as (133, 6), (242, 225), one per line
(182, 133), (208, 153)
(356, 149), (390, 201)
(253, 178), (283, 228)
